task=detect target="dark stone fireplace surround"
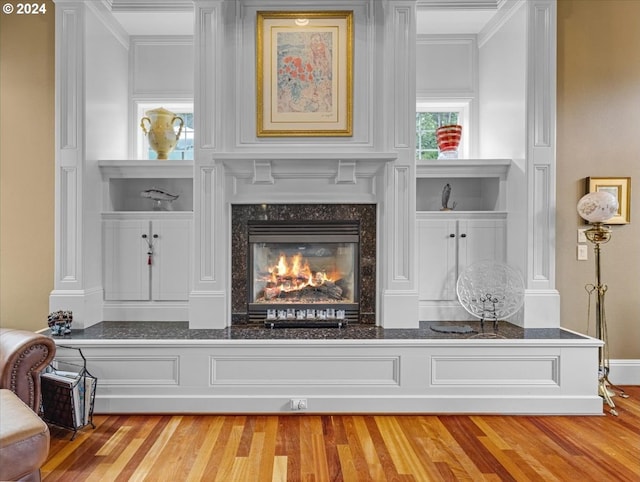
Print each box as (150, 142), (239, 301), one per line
(231, 204), (377, 324)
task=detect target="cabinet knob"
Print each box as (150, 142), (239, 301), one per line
(141, 234), (147, 239)
(153, 234), (159, 239)
(460, 233), (467, 238)
(449, 234), (456, 238)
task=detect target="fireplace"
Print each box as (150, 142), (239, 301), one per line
(248, 221), (359, 326)
(231, 204), (376, 325)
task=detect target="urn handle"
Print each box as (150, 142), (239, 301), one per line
(140, 117), (151, 135)
(172, 116), (184, 140)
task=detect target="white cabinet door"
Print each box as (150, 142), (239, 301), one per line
(457, 219), (506, 275)
(103, 219), (150, 301)
(417, 218), (457, 301)
(150, 218), (191, 301)
(417, 217), (506, 302)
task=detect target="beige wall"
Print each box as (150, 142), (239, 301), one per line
(0, 1), (55, 331)
(557, 0), (640, 359)
(0, 1), (638, 358)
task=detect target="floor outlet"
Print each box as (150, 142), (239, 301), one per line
(290, 399), (307, 410)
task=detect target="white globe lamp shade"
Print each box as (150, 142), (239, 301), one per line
(577, 191), (619, 223)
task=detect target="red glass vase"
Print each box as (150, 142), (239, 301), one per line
(435, 124), (462, 159)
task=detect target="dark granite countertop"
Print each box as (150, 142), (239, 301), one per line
(49, 320), (589, 341)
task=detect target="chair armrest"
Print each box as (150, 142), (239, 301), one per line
(0, 329), (56, 412)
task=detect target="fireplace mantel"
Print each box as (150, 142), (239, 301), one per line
(218, 154), (397, 206)
(219, 153), (397, 186)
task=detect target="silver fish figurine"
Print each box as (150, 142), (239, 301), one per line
(140, 188), (180, 202)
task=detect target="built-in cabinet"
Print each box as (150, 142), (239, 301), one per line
(416, 159), (510, 320)
(417, 214), (506, 300)
(103, 215), (191, 301)
(99, 161), (193, 320)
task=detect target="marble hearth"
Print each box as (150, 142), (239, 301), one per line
(48, 321), (603, 415)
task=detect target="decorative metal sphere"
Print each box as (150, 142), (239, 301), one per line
(577, 191), (618, 223)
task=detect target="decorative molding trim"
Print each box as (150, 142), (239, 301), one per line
(417, 0), (502, 9)
(609, 360), (640, 386)
(252, 160), (274, 185)
(221, 157), (392, 206)
(335, 161), (357, 184)
(532, 164), (551, 285)
(210, 356), (400, 387)
(86, 0), (129, 49)
(103, 0), (194, 12)
(58, 7), (81, 150)
(416, 35), (477, 95)
(86, 355), (180, 386)
(392, 5), (414, 149)
(199, 166), (215, 282)
(60, 167), (78, 282)
(531, 2), (552, 148)
(393, 166), (411, 281)
(478, 0), (525, 48)
(49, 287), (104, 329)
(432, 355), (560, 385)
(194, 4), (218, 150)
(130, 36), (194, 97)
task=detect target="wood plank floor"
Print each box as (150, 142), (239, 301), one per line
(42, 386), (640, 481)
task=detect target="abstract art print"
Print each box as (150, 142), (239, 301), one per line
(256, 11), (353, 137)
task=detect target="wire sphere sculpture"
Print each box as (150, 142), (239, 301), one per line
(456, 260), (525, 335)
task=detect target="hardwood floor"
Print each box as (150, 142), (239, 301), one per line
(42, 386), (640, 481)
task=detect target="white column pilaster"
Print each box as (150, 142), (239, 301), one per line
(380, 1), (420, 328)
(190, 0), (227, 328)
(524, 0), (559, 327)
(50, 1), (102, 329)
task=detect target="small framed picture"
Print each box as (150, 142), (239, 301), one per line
(586, 177), (631, 224)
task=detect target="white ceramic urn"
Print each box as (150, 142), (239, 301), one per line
(140, 107), (184, 160)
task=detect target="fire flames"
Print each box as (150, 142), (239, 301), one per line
(256, 252), (344, 302)
(268, 253), (332, 292)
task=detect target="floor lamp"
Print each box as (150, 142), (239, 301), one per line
(577, 191), (629, 416)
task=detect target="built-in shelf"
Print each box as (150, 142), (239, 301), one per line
(98, 161), (194, 212)
(416, 210), (507, 219)
(416, 158), (511, 178)
(416, 159), (511, 212)
(98, 160), (194, 179)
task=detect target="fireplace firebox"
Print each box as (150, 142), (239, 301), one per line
(248, 221), (360, 326)
(231, 204), (376, 325)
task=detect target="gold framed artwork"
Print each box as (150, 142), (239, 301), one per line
(586, 177), (631, 224)
(256, 10), (353, 137)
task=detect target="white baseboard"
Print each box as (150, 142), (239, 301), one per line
(608, 360), (640, 385)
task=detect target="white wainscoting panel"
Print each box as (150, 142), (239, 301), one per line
(57, 336), (604, 415)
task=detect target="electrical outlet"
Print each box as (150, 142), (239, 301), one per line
(577, 245), (588, 261)
(290, 399), (307, 411)
(578, 229), (587, 243)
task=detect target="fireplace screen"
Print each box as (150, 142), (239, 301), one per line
(248, 221), (360, 324)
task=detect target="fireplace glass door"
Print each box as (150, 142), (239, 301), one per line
(248, 221), (360, 324)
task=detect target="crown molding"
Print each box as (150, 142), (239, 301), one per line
(416, 0), (501, 10)
(102, 0), (194, 12)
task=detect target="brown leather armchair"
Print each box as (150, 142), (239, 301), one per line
(0, 328), (56, 413)
(0, 329), (56, 482)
